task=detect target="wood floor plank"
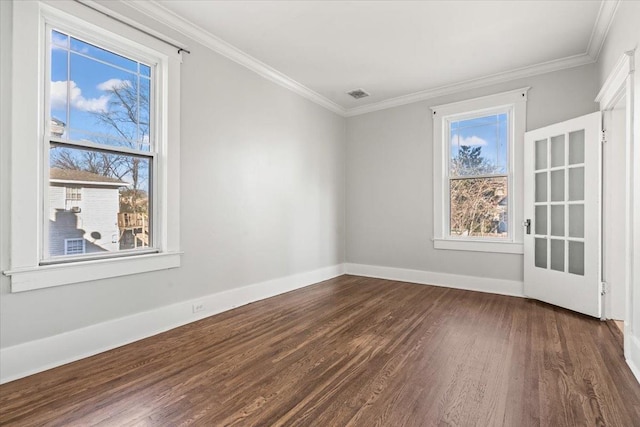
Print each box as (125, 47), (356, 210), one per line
(1, 275), (639, 426)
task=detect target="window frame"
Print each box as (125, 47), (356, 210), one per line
(43, 22), (159, 262)
(431, 88), (528, 254)
(4, 1), (183, 292)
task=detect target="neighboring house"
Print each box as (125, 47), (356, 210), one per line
(50, 118), (65, 138)
(49, 168), (127, 257)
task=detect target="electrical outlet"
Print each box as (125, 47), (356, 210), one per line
(192, 302), (205, 313)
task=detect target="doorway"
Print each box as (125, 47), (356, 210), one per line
(603, 95), (628, 324)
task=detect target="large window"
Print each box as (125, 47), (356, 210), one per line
(5, 1), (182, 292)
(432, 89), (527, 253)
(47, 29), (154, 260)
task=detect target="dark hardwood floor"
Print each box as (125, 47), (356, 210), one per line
(1, 275), (639, 426)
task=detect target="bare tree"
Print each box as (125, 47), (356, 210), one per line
(50, 78), (149, 214)
(449, 146), (507, 237)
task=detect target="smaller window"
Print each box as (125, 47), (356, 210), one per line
(431, 88), (528, 254)
(449, 112), (509, 239)
(65, 186), (82, 201)
(64, 238), (85, 255)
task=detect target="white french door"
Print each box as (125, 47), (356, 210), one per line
(523, 112), (602, 317)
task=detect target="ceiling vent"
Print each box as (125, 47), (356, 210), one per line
(347, 88), (370, 100)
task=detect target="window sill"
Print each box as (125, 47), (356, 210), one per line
(433, 239), (524, 254)
(3, 252), (182, 293)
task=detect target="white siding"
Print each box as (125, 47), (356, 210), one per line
(48, 184), (121, 257)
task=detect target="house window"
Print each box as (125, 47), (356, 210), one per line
(65, 186), (82, 202)
(64, 238), (85, 255)
(449, 112), (509, 238)
(432, 88), (528, 254)
(5, 1), (182, 292)
(46, 29), (154, 260)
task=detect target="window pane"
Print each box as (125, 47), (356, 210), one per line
(569, 167), (585, 201)
(450, 113), (508, 176)
(569, 130), (585, 165)
(550, 205), (564, 236)
(50, 34), (69, 137)
(535, 139), (547, 170)
(569, 241), (585, 276)
(535, 238), (547, 269)
(535, 172), (547, 203)
(50, 30), (151, 151)
(449, 177), (508, 238)
(550, 134), (565, 168)
(70, 37), (138, 72)
(568, 204), (584, 238)
(550, 239), (565, 272)
(48, 144), (152, 258)
(535, 205), (547, 235)
(550, 170), (564, 201)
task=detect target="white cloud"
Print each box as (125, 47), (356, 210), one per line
(51, 32), (68, 50)
(50, 80), (110, 113)
(97, 79), (131, 91)
(451, 135), (488, 147)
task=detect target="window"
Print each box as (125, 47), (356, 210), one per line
(47, 28), (153, 260)
(5, 1), (182, 292)
(449, 112), (509, 238)
(65, 186), (82, 202)
(432, 88), (528, 253)
(64, 238), (86, 255)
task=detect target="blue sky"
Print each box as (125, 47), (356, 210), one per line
(450, 113), (508, 174)
(50, 30), (151, 149)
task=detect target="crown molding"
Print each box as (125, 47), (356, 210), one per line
(586, 0), (620, 61)
(121, 0), (617, 119)
(123, 0), (347, 116)
(345, 54), (594, 117)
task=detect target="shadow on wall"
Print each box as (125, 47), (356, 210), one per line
(49, 209), (107, 257)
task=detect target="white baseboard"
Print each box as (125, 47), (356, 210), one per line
(345, 263), (525, 297)
(0, 263), (345, 384)
(627, 334), (640, 384)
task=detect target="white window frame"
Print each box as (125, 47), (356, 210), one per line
(4, 1), (183, 292)
(64, 238), (86, 255)
(431, 88), (528, 254)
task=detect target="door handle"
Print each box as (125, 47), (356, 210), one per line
(523, 219), (531, 235)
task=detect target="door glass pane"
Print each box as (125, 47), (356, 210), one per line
(535, 205), (547, 235)
(550, 134), (565, 168)
(550, 239), (565, 272)
(568, 241), (585, 275)
(551, 170), (564, 201)
(551, 205), (564, 236)
(569, 167), (584, 201)
(569, 130), (585, 165)
(535, 172), (547, 203)
(535, 139), (547, 170)
(535, 238), (547, 269)
(568, 204), (584, 238)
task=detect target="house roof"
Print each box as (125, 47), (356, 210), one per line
(50, 168), (128, 187)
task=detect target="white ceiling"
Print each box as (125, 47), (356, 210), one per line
(135, 1), (616, 115)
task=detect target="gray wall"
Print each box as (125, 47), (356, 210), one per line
(345, 64), (599, 281)
(0, 1), (346, 348)
(597, 0), (640, 87)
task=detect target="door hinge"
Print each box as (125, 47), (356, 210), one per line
(600, 281), (608, 295)
(601, 129), (607, 144)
